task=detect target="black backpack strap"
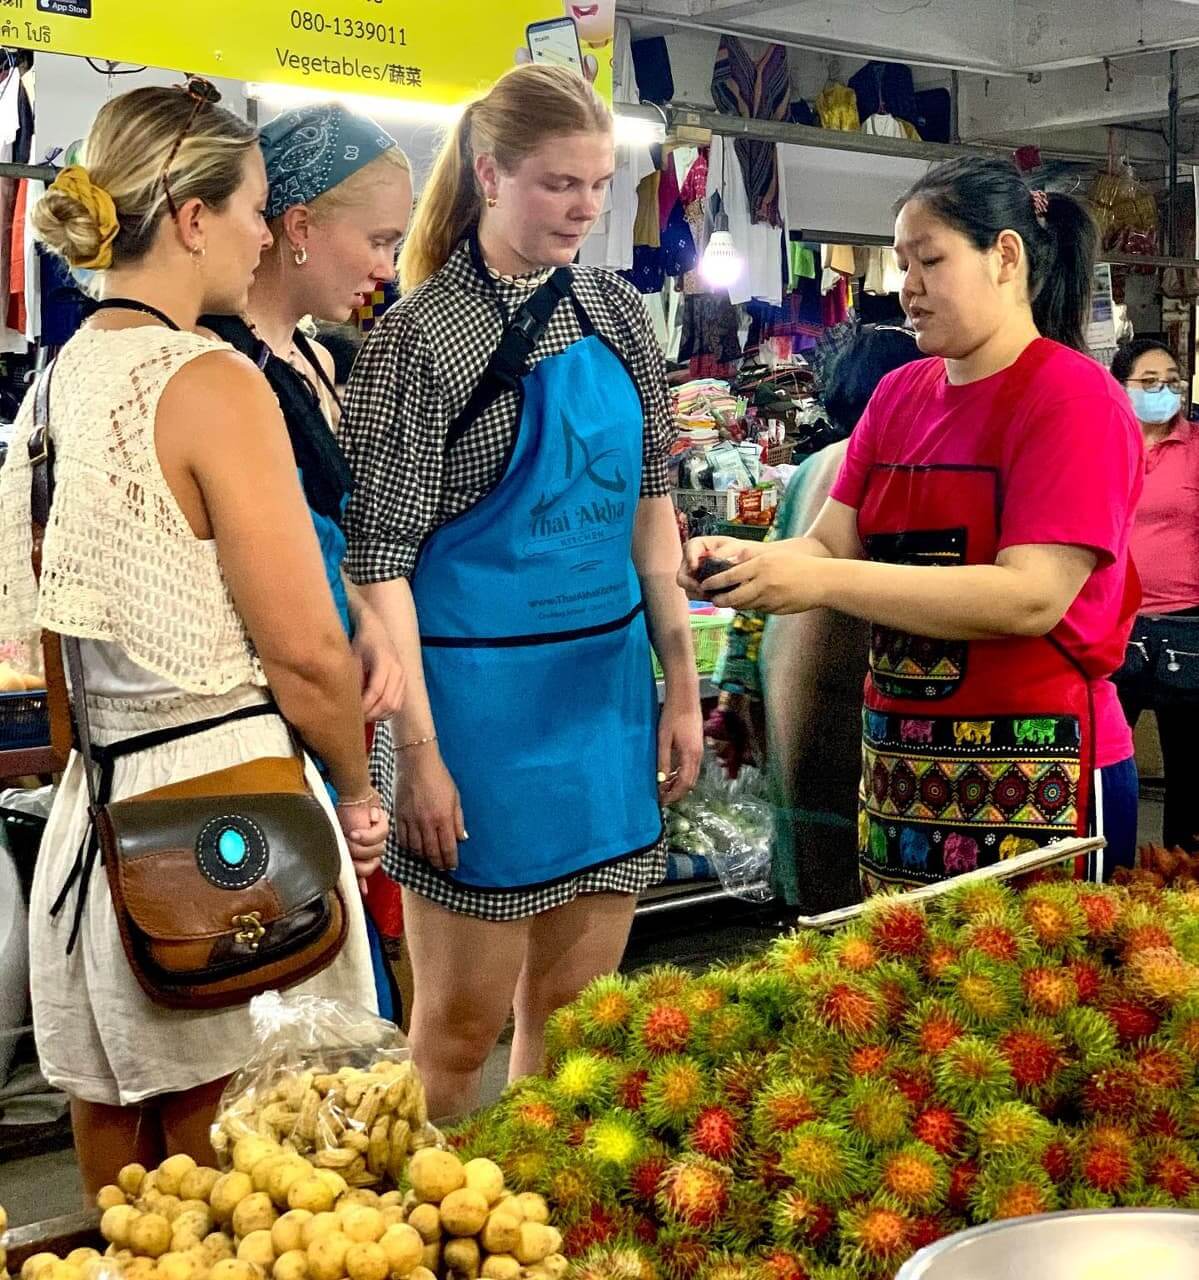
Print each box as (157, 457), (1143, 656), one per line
(445, 267), (574, 454)
(293, 329), (345, 413)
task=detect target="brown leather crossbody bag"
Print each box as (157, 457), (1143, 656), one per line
(30, 362), (347, 1010)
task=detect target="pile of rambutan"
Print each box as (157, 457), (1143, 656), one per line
(452, 879), (1199, 1278)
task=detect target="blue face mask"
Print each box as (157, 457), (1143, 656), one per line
(1128, 386), (1182, 425)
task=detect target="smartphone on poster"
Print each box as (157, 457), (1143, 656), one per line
(526, 16), (585, 74)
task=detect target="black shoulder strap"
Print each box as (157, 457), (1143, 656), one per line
(293, 330), (344, 413)
(444, 267), (574, 454)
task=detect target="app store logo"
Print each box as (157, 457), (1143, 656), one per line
(38, 0), (94, 16)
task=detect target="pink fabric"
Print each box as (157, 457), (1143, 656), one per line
(833, 339), (1145, 767)
(1130, 420), (1199, 614)
(658, 152), (680, 230)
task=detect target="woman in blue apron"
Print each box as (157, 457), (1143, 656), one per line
(340, 64), (703, 1120)
(203, 104), (410, 1016)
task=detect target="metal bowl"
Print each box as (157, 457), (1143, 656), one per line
(895, 1209), (1199, 1280)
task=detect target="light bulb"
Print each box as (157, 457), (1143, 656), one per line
(701, 229), (743, 289)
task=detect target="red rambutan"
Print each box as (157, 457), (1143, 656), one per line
(759, 1249), (810, 1280)
(966, 921), (1023, 965)
(563, 1204), (623, 1256)
(1104, 997), (1161, 1045)
(618, 1067), (650, 1111)
(993, 1179), (1053, 1219)
(870, 900), (929, 957)
(879, 1144), (949, 1210)
(908, 1216), (951, 1252)
(913, 1106), (965, 1157)
(1080, 1138), (1137, 1194)
(1022, 966), (1078, 1017)
(1078, 890), (1122, 939)
(1135, 1043), (1190, 1091)
(912, 1002), (965, 1056)
(1122, 922), (1175, 957)
(835, 935), (880, 973)
(891, 1065), (936, 1112)
(814, 979), (886, 1041)
(773, 1190), (836, 1247)
(638, 1003), (693, 1057)
(513, 1098), (560, 1132)
(847, 1043), (892, 1078)
(690, 1106), (741, 1163)
(998, 1024), (1067, 1092)
(925, 941), (960, 981)
(1064, 958), (1104, 1005)
(1144, 1106), (1184, 1139)
(1082, 1064), (1144, 1119)
(655, 1231), (710, 1280)
(1042, 1138), (1074, 1184)
(629, 1153), (671, 1207)
(947, 1160), (978, 1214)
(658, 1158), (731, 1231)
(1147, 1146), (1199, 1200)
(839, 1203), (914, 1271)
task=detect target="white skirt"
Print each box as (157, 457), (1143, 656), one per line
(29, 679), (377, 1107)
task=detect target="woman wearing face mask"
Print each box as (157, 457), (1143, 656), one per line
(682, 156), (1144, 891)
(0, 82), (382, 1190)
(1111, 339), (1199, 850)
(340, 64), (702, 1120)
(202, 105), (410, 724)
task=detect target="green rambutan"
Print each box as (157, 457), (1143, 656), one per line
(684, 979), (731, 1018)
(913, 1105), (965, 1157)
(543, 1004), (587, 1065)
(781, 1122), (870, 1200)
(689, 1105), (742, 1163)
(504, 1082), (564, 1137)
(636, 964), (695, 1001)
(1125, 947), (1199, 1007)
(972, 1101), (1054, 1163)
(716, 1186), (772, 1253)
(1021, 886), (1086, 952)
(1021, 965), (1079, 1017)
(696, 1254), (766, 1280)
(949, 956), (1021, 1025)
(585, 1111), (648, 1175)
(1062, 1005), (1119, 1067)
(717, 1055), (769, 1110)
(944, 879), (1014, 923)
(907, 999), (965, 1056)
(838, 1077), (914, 1146)
(739, 1146), (792, 1195)
(768, 933), (827, 982)
(877, 1143), (949, 1211)
(998, 1020), (1068, 1094)
(579, 973), (637, 1046)
(658, 1157), (732, 1231)
(573, 1246), (659, 1280)
(656, 1230), (714, 1280)
(769, 1039), (842, 1087)
(961, 916), (1029, 966)
(971, 1164), (1058, 1220)
(1167, 999), (1199, 1062)
(868, 898), (930, 958)
(644, 1056), (711, 1131)
(1067, 1186), (1116, 1211)
(552, 1049), (617, 1111)
(771, 1190), (836, 1249)
(696, 1003), (767, 1062)
(548, 1162), (606, 1225)
(503, 1141), (557, 1192)
(837, 1202), (915, 1275)
(752, 1077), (830, 1146)
(875, 960), (924, 1026)
(829, 932), (880, 974)
(811, 977), (887, 1041)
(934, 1035), (1016, 1111)
(636, 1000), (695, 1058)
(736, 969), (796, 1024)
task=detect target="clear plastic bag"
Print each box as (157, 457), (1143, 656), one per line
(210, 991), (441, 1184)
(666, 761), (775, 902)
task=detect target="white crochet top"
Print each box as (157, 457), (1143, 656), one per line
(0, 326), (267, 695)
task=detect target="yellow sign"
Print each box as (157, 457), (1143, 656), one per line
(11, 1), (615, 102)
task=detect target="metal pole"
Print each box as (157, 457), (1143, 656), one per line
(1169, 49), (1180, 257)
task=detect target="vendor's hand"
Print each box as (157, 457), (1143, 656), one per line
(678, 536), (765, 600)
(353, 607), (406, 723)
(699, 542), (828, 615)
(658, 696), (703, 806)
(705, 693), (766, 780)
(394, 743), (465, 873)
(336, 792), (388, 893)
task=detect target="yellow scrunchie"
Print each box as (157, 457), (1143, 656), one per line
(48, 165), (120, 270)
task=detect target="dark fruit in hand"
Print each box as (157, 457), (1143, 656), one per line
(697, 556), (736, 588)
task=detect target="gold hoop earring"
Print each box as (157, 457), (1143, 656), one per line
(293, 246), (308, 266)
(191, 246), (206, 266)
(485, 196), (498, 209)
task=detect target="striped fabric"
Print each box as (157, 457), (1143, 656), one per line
(711, 35), (791, 228)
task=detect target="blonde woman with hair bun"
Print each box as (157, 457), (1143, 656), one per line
(341, 63), (703, 1120)
(0, 80), (383, 1192)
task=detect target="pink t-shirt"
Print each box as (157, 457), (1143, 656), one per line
(1130, 420), (1199, 614)
(831, 338), (1144, 768)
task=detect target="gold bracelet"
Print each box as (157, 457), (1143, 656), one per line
(394, 733), (437, 752)
(335, 789), (380, 810)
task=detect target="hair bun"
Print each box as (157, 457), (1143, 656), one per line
(32, 166), (120, 269)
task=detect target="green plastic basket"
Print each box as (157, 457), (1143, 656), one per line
(717, 520), (772, 542)
(652, 613), (729, 680)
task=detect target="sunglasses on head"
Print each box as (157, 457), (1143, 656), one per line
(161, 76), (223, 219)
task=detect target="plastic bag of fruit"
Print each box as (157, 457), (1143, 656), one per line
(210, 992), (440, 1185)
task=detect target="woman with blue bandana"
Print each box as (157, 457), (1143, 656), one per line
(1111, 339), (1199, 852)
(202, 103), (412, 1016)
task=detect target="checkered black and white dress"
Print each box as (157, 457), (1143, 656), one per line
(340, 239), (675, 921)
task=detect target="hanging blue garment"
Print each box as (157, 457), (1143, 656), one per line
(410, 272), (661, 891)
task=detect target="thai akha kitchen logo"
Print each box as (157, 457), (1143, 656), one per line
(524, 415), (628, 555)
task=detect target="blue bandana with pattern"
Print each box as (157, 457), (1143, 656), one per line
(260, 104), (397, 219)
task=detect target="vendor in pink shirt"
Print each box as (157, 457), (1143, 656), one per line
(681, 156), (1143, 888)
(1111, 338), (1199, 850)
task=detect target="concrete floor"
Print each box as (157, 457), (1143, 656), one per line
(0, 792), (1169, 1230)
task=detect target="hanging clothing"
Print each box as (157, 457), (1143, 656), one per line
(861, 112), (921, 143)
(632, 170), (662, 248)
(848, 61), (918, 131)
(831, 340), (1144, 890)
(710, 36), (790, 228)
(630, 34), (674, 104)
(706, 133), (786, 307)
(679, 293), (743, 365)
(864, 249), (904, 296)
(816, 83), (860, 132)
(680, 149), (709, 296)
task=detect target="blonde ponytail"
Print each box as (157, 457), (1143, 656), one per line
(399, 64), (611, 291)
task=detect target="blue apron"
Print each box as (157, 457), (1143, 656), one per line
(410, 286), (661, 890)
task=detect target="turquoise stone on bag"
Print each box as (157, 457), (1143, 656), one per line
(218, 827), (248, 866)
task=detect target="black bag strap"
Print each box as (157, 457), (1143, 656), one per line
(292, 329), (345, 413)
(444, 266), (574, 454)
